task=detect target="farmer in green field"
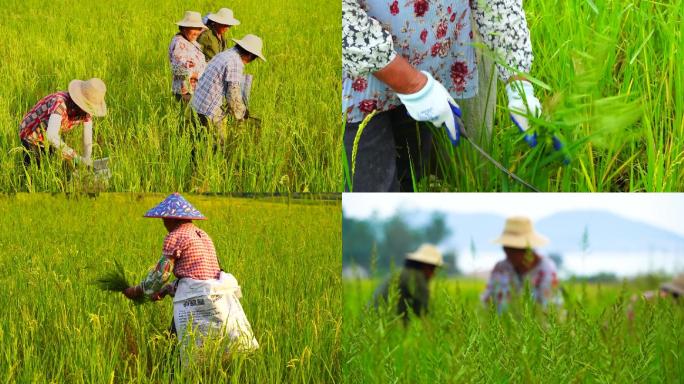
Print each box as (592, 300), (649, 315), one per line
(122, 193), (258, 353)
(373, 244), (443, 323)
(191, 34), (265, 137)
(481, 217), (562, 312)
(18, 78), (107, 168)
(198, 8), (240, 62)
(342, 0), (545, 191)
(627, 274), (683, 320)
(169, 11), (207, 105)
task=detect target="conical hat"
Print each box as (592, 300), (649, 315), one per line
(144, 193), (206, 220)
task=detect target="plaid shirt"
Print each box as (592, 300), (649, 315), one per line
(19, 92), (91, 146)
(191, 48), (244, 120)
(140, 223), (221, 296)
(169, 34), (207, 95)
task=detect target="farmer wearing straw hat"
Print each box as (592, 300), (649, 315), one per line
(191, 34), (265, 132)
(18, 78), (107, 168)
(481, 217), (562, 312)
(343, 0), (544, 191)
(198, 8), (241, 62)
(122, 193), (258, 352)
(373, 244), (443, 323)
(627, 273), (683, 320)
(169, 11), (208, 105)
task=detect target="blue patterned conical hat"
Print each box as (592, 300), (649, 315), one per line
(143, 193), (206, 220)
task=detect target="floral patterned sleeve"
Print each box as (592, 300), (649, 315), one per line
(481, 261), (515, 312)
(471, 0), (534, 82)
(140, 254), (175, 297)
(531, 260), (562, 307)
(342, 0), (397, 77)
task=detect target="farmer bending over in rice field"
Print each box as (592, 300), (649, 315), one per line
(343, 0), (542, 191)
(169, 11), (207, 106)
(19, 78), (107, 168)
(198, 8), (240, 62)
(191, 34), (265, 137)
(627, 273), (683, 321)
(373, 244), (443, 324)
(481, 217), (562, 312)
(122, 193), (258, 353)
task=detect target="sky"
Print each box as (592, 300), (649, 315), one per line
(343, 193), (684, 237)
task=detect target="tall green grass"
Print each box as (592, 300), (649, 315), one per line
(343, 278), (684, 382)
(0, 194), (341, 383)
(0, 0), (341, 193)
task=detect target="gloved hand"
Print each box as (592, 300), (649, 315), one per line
(397, 71), (461, 145)
(74, 155), (93, 168)
(123, 285), (143, 300)
(506, 80), (542, 147)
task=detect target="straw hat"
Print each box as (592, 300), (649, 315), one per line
(233, 34), (266, 61)
(492, 216), (549, 249)
(68, 78), (107, 117)
(207, 8), (240, 26)
(144, 193), (207, 220)
(661, 274), (684, 296)
(405, 244), (443, 267)
(176, 11), (206, 28)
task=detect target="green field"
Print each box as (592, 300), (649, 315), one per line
(343, 277), (684, 382)
(348, 0), (682, 192)
(0, 0), (341, 193)
(0, 194), (341, 383)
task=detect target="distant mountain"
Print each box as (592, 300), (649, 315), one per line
(402, 210), (684, 254)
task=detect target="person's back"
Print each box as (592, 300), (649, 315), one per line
(373, 266), (431, 322)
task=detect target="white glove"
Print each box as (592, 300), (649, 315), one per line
(76, 156), (93, 167)
(506, 80), (542, 147)
(397, 71), (459, 143)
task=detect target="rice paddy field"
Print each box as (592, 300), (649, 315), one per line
(343, 277), (684, 382)
(0, 194), (341, 383)
(0, 0), (340, 193)
(345, 0), (683, 192)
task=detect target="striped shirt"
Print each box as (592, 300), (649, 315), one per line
(19, 92), (91, 145)
(192, 48), (244, 120)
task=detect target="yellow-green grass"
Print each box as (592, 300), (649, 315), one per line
(343, 277), (684, 382)
(0, 0), (341, 193)
(0, 194), (341, 383)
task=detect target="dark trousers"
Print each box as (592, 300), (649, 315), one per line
(21, 139), (54, 168)
(344, 106), (433, 192)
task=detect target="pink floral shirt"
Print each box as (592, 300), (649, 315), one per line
(343, 0), (476, 123)
(342, 0), (534, 123)
(481, 256), (562, 312)
(168, 34), (207, 95)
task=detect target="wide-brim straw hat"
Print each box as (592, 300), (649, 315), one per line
(144, 193), (207, 220)
(661, 274), (684, 296)
(492, 216), (549, 249)
(233, 34), (266, 61)
(68, 78), (107, 117)
(176, 11), (206, 28)
(405, 244), (443, 267)
(208, 8), (240, 26)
